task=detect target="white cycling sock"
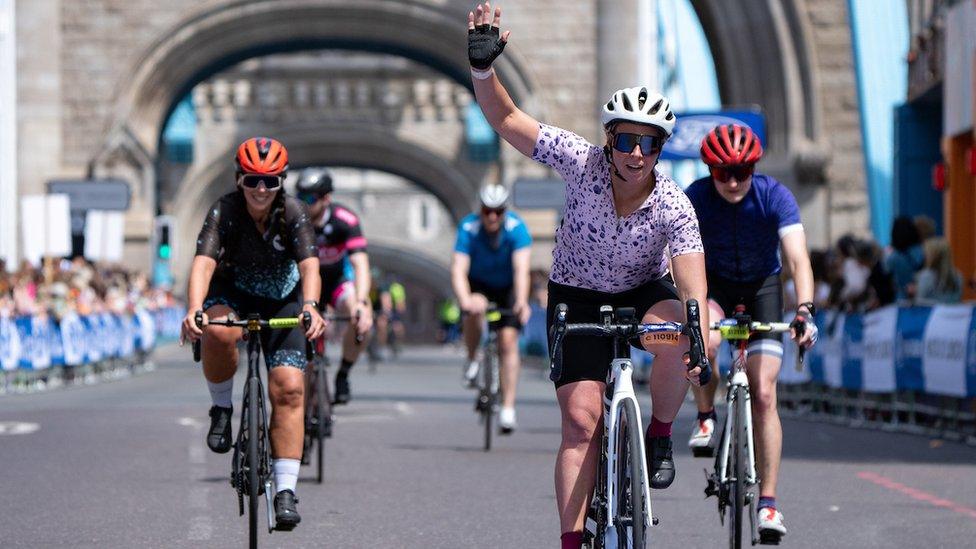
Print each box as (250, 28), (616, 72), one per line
(274, 459), (301, 494)
(207, 378), (233, 408)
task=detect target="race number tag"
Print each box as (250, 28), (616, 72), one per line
(642, 332), (680, 346)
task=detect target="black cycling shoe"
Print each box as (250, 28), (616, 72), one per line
(647, 435), (676, 489)
(273, 489), (301, 530)
(206, 405), (233, 454)
(333, 374), (350, 405)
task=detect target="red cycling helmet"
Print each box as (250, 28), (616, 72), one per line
(700, 124), (763, 166)
(236, 137), (288, 175)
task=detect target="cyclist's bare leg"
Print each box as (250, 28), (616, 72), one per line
(642, 299), (691, 423)
(462, 293), (488, 361)
(555, 380), (604, 533)
(201, 304), (240, 383)
(268, 365), (306, 460)
(498, 326), (520, 409)
(690, 300), (725, 413)
(746, 352), (783, 498)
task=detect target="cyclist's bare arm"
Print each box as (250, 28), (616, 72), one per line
(298, 257), (326, 339)
(348, 252), (374, 333)
(512, 248), (531, 322)
(468, 4), (539, 157)
(781, 230), (814, 307)
(672, 252), (710, 353)
(181, 255), (217, 343)
(450, 252), (478, 312)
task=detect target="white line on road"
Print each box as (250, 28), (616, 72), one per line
(0, 421), (40, 435)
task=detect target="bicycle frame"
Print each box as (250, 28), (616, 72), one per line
(603, 355), (653, 541)
(716, 341), (758, 490)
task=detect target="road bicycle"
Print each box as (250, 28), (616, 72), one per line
(301, 313), (354, 484)
(467, 304), (511, 451)
(193, 311), (313, 549)
(703, 305), (804, 548)
(550, 300), (711, 548)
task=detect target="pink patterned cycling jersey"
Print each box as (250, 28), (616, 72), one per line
(532, 123), (703, 293)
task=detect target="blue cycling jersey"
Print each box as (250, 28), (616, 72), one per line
(454, 211), (532, 289)
(684, 173), (802, 282)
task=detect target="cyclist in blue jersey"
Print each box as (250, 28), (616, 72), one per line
(684, 124), (818, 542)
(451, 184), (532, 433)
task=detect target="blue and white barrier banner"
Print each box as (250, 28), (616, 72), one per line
(777, 304), (976, 398)
(0, 307), (183, 371)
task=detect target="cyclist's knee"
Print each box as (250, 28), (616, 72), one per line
(269, 378), (304, 408)
(204, 325), (239, 349)
(561, 407), (601, 447)
(751, 379), (778, 413)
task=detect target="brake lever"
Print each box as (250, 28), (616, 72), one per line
(302, 311), (313, 362)
(549, 304), (568, 383)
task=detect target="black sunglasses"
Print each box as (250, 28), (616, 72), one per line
(481, 206), (506, 216)
(710, 165), (755, 183)
(611, 132), (664, 156)
(239, 174), (282, 190)
(297, 192), (324, 205)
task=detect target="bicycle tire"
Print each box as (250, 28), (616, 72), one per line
(615, 398), (647, 548)
(247, 378), (260, 549)
(316, 360), (329, 484)
(482, 346), (495, 452)
(729, 386), (746, 549)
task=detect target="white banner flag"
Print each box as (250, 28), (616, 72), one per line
(861, 306), (898, 392)
(922, 304), (972, 397)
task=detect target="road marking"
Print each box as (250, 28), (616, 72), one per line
(395, 401), (414, 416)
(178, 417), (203, 428)
(0, 422), (40, 435)
(857, 471), (976, 520)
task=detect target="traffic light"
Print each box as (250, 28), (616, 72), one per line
(158, 225), (171, 259)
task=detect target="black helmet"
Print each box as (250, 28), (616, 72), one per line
(295, 168), (333, 196)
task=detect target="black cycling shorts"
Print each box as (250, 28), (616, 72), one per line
(707, 273), (783, 346)
(203, 279), (307, 371)
(546, 276), (679, 388)
(469, 277), (521, 330)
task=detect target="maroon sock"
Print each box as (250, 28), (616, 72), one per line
(561, 531), (584, 549)
(647, 416), (673, 438)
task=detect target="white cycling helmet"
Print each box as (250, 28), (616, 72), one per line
(600, 86), (676, 137)
(479, 184), (509, 208)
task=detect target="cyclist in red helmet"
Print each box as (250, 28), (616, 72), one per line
(180, 136), (326, 529)
(684, 124), (818, 542)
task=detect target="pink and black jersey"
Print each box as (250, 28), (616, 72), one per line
(312, 202), (367, 286)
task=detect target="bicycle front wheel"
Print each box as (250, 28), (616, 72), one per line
(615, 398), (647, 548)
(729, 386), (747, 549)
(482, 348), (495, 452)
(316, 359), (331, 484)
(247, 378), (260, 549)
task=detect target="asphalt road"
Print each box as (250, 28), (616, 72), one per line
(1, 343), (974, 548)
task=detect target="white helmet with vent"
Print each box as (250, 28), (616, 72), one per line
(479, 184), (509, 208)
(601, 86), (676, 137)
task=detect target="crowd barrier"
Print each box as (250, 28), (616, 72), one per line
(772, 304), (975, 444)
(0, 307), (183, 393)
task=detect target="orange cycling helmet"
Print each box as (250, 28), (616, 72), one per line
(700, 124), (763, 166)
(236, 137), (288, 175)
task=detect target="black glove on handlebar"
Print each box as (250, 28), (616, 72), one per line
(468, 24), (506, 69)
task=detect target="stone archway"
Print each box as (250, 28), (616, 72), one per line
(105, 0), (538, 160)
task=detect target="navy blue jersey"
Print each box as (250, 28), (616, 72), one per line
(684, 173), (802, 282)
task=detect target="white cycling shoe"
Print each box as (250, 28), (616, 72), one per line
(462, 360), (480, 388)
(688, 417), (716, 457)
(757, 507), (787, 544)
(498, 407), (517, 434)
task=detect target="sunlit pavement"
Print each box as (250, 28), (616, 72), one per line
(0, 343), (974, 548)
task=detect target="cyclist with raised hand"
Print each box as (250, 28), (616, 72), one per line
(451, 183), (532, 434)
(179, 137), (326, 529)
(466, 4), (709, 547)
(684, 124), (818, 543)
(294, 168), (374, 405)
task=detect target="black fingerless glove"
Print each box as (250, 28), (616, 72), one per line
(468, 24), (506, 70)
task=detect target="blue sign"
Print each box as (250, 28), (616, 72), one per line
(661, 109), (766, 160)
